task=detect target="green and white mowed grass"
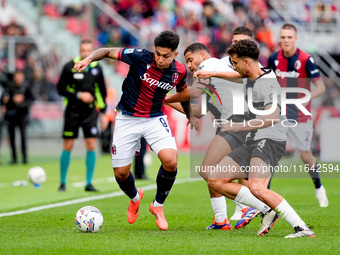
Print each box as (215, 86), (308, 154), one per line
(0, 154), (339, 255)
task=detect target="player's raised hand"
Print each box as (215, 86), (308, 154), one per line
(74, 59), (91, 72)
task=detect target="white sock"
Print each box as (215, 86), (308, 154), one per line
(235, 186), (271, 214)
(231, 200), (247, 210)
(131, 190), (140, 202)
(153, 200), (163, 207)
(210, 197), (227, 222)
(275, 199), (308, 230)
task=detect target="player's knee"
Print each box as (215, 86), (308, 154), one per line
(162, 158), (177, 172)
(249, 184), (266, 201)
(300, 151), (314, 164)
(207, 178), (219, 190)
(114, 169), (129, 182)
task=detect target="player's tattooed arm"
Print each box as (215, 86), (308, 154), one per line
(87, 48), (121, 61)
(74, 48), (122, 72)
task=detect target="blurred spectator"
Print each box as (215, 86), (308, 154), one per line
(255, 20), (275, 51)
(0, 0), (16, 29)
(1, 70), (34, 164)
(59, 0), (87, 16)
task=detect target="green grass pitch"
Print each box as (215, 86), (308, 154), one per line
(0, 153), (339, 255)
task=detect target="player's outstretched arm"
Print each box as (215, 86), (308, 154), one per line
(194, 70), (242, 81)
(74, 47), (122, 72)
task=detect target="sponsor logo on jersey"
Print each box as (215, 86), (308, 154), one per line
(275, 69), (300, 79)
(140, 73), (173, 90)
(311, 69), (319, 75)
(172, 72), (179, 83)
(73, 73), (84, 79)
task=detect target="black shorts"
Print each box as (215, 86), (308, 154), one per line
(228, 139), (286, 176)
(63, 108), (98, 139)
(217, 130), (249, 150)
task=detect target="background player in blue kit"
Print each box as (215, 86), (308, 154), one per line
(268, 23), (328, 207)
(74, 31), (190, 231)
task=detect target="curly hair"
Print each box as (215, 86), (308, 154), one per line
(226, 39), (259, 61)
(154, 31), (180, 51)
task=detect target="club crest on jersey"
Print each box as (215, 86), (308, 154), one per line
(294, 60), (301, 70)
(274, 60), (279, 66)
(172, 72), (179, 83)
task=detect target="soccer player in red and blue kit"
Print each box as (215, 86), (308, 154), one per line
(74, 31), (190, 230)
(268, 23), (328, 207)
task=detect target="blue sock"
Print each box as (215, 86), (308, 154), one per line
(86, 150), (96, 186)
(116, 172), (138, 199)
(60, 150), (71, 184)
(308, 162), (322, 189)
(155, 165), (177, 204)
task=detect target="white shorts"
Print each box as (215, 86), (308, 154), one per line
(111, 111), (177, 168)
(287, 119), (313, 151)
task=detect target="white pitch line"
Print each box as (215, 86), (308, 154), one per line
(0, 177), (202, 218)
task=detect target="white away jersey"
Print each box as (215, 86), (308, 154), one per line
(244, 68), (287, 142)
(197, 57), (247, 120)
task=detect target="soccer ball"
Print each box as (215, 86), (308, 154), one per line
(27, 166), (46, 185)
(75, 206), (103, 233)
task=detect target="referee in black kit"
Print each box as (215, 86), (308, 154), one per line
(57, 40), (107, 192)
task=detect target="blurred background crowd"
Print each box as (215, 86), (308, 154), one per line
(1, 0), (340, 162)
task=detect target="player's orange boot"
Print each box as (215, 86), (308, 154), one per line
(127, 188), (144, 224)
(149, 203), (168, 230)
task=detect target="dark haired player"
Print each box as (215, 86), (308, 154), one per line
(75, 31), (190, 231)
(205, 39), (315, 238)
(268, 23), (328, 207)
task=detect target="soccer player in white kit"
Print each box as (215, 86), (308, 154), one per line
(205, 39), (316, 238)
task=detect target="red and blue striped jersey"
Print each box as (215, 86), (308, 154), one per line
(268, 48), (321, 122)
(116, 48), (187, 117)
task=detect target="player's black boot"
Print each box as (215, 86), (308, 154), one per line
(85, 183), (99, 192)
(58, 183), (66, 192)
